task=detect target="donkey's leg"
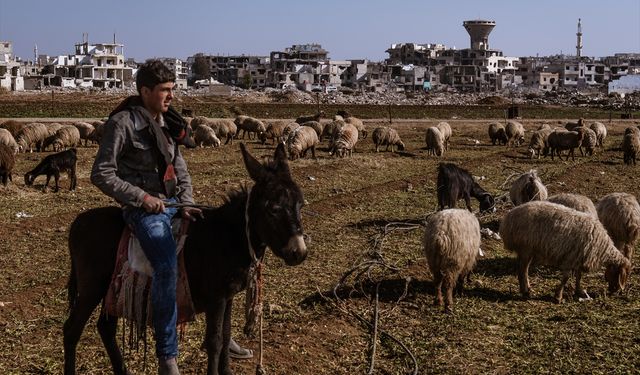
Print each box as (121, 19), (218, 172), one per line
(205, 299), (226, 375)
(97, 313), (130, 375)
(219, 298), (233, 375)
(63, 294), (103, 375)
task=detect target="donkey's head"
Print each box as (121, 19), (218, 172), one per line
(241, 143), (307, 266)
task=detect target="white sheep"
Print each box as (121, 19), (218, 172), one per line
(371, 127), (405, 152)
(207, 119), (237, 145)
(16, 123), (49, 153)
(286, 126), (319, 160)
(436, 122), (452, 150)
(488, 122), (508, 145)
(300, 121), (324, 140)
(321, 119), (344, 142)
(547, 193), (597, 217)
(423, 209), (481, 312)
(565, 118), (585, 131)
(194, 125), (221, 148)
(589, 122), (607, 148)
(0, 128), (19, 154)
(234, 115), (266, 139)
(260, 121), (289, 145)
(509, 170), (548, 206)
(329, 123), (358, 158)
(73, 122), (96, 146)
(596, 192), (640, 260)
(43, 126), (81, 152)
(500, 201), (632, 302)
(425, 127), (444, 157)
(575, 126), (597, 156)
(505, 121), (525, 147)
(527, 127), (553, 159)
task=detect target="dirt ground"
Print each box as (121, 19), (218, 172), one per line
(1, 118), (640, 374)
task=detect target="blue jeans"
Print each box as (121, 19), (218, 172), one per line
(123, 199), (179, 359)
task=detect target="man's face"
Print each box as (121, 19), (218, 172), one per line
(141, 81), (174, 116)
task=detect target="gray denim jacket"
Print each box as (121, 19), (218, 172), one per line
(91, 106), (194, 208)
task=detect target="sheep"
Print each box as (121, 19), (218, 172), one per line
(547, 128), (585, 161)
(488, 122), (508, 145)
(589, 122), (607, 148)
(190, 116), (210, 131)
(622, 127), (640, 165)
(15, 122), (48, 153)
(234, 115), (266, 139)
(565, 118), (585, 131)
(24, 148), (78, 192)
(436, 122), (452, 150)
(193, 125), (221, 148)
(537, 123), (551, 130)
(547, 193), (597, 216)
(0, 144), (15, 186)
(425, 127), (445, 157)
(575, 126), (597, 156)
(321, 119), (344, 142)
(596, 192), (640, 261)
(90, 120), (105, 143)
(527, 127), (553, 159)
(509, 170), (548, 206)
(336, 110), (367, 139)
(437, 163), (495, 213)
(206, 119), (237, 145)
(0, 120), (24, 137)
(282, 122), (301, 141)
(329, 123), (358, 158)
(45, 123), (65, 137)
(505, 120), (525, 147)
(0, 128), (19, 154)
(500, 201), (632, 302)
(259, 121), (288, 145)
(42, 125), (81, 152)
(300, 121), (324, 139)
(371, 127), (405, 152)
(295, 111), (323, 124)
(73, 122), (96, 146)
(286, 126), (319, 160)
(423, 209), (481, 312)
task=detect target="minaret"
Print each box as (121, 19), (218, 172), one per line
(34, 44), (38, 63)
(576, 18), (583, 58)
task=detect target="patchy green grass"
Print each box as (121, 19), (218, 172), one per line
(1, 118), (639, 374)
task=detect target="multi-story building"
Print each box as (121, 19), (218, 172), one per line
(385, 43), (446, 66)
(188, 54), (269, 89)
(0, 41), (24, 91)
(158, 58), (188, 89)
(268, 44), (329, 88)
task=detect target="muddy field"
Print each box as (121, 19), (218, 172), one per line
(2, 117), (640, 374)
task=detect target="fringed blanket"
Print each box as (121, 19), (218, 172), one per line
(103, 218), (196, 344)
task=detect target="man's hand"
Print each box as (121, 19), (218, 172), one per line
(142, 195), (165, 213)
(182, 207), (204, 221)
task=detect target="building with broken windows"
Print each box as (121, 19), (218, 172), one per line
(0, 41), (24, 91)
(187, 53), (269, 89)
(158, 58), (188, 89)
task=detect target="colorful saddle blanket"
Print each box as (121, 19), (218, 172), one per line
(103, 218), (196, 332)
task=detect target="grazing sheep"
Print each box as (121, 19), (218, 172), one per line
(423, 209), (481, 312)
(547, 193), (597, 216)
(329, 123), (358, 158)
(24, 148), (78, 192)
(596, 192), (640, 260)
(73, 122), (96, 146)
(0, 144), (15, 186)
(295, 111), (323, 124)
(371, 127), (405, 152)
(42, 125), (81, 152)
(622, 127), (640, 165)
(509, 170), (548, 206)
(260, 121), (288, 145)
(194, 125), (221, 148)
(436, 122), (452, 150)
(437, 163), (495, 213)
(234, 115), (266, 139)
(537, 123), (551, 130)
(425, 127), (445, 157)
(0, 128), (19, 154)
(15, 122), (48, 153)
(45, 123), (65, 137)
(336, 110), (367, 139)
(547, 128), (585, 161)
(0, 120), (24, 137)
(488, 122), (508, 145)
(207, 119), (237, 145)
(505, 120), (525, 147)
(286, 126), (319, 160)
(321, 119), (344, 142)
(282, 122), (301, 141)
(89, 120), (105, 143)
(500, 201), (632, 302)
(528, 127), (553, 159)
(589, 122), (607, 148)
(565, 118), (585, 131)
(190, 116), (210, 131)
(300, 121), (324, 139)
(574, 126), (597, 156)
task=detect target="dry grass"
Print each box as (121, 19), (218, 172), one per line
(1, 117), (640, 374)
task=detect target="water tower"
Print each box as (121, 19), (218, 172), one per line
(463, 20), (496, 50)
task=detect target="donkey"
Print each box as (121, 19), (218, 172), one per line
(63, 143), (308, 375)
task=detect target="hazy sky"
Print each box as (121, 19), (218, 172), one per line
(1, 0), (638, 62)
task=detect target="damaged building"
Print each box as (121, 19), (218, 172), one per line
(0, 41), (24, 91)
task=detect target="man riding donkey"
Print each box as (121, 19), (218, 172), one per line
(91, 59), (252, 375)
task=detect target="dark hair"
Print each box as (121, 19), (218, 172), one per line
(135, 59), (175, 94)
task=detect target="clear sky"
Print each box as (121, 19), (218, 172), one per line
(1, 0), (638, 62)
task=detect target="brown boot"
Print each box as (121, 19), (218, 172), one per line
(158, 357), (180, 375)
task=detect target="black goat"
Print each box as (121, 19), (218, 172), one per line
(436, 162), (495, 213)
(24, 148), (77, 192)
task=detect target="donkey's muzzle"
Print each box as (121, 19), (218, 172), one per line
(283, 234), (307, 266)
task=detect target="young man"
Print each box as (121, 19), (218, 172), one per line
(91, 60), (200, 375)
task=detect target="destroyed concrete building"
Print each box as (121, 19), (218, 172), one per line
(187, 53), (269, 89)
(0, 41), (24, 91)
(158, 58), (188, 89)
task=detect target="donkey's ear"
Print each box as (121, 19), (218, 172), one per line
(240, 143), (265, 181)
(274, 142), (291, 175)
